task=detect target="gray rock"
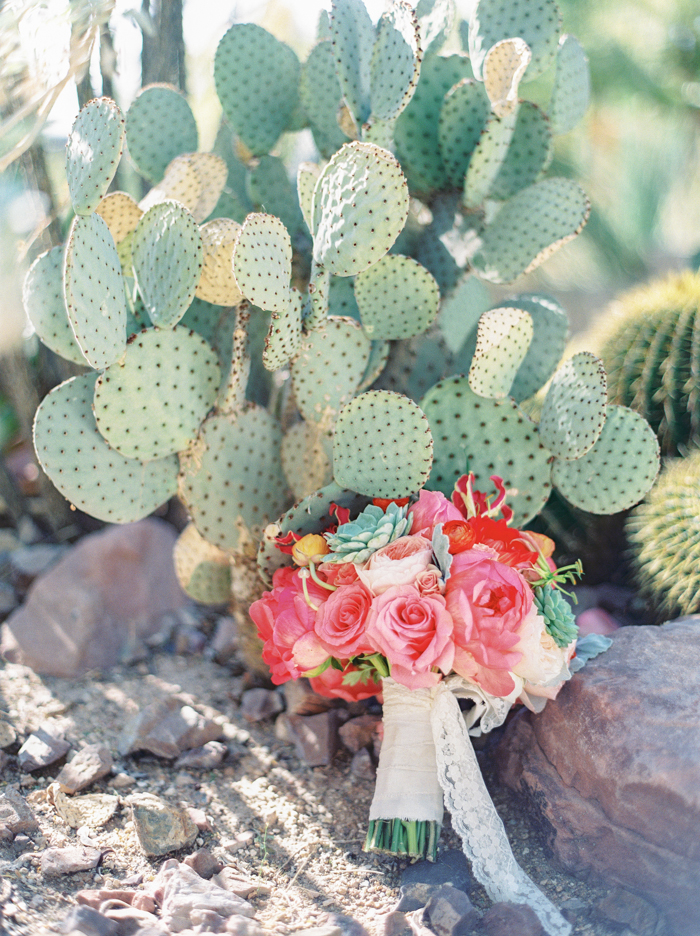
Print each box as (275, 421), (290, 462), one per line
(224, 918), (266, 935)
(1, 519), (188, 677)
(130, 793), (198, 857)
(423, 884), (479, 936)
(56, 744), (113, 793)
(324, 913), (370, 936)
(56, 905), (118, 936)
(41, 845), (102, 876)
(596, 887), (659, 936)
(274, 711), (341, 766)
(154, 859), (255, 931)
(350, 748), (376, 780)
(210, 616), (238, 663)
(401, 850), (471, 894)
(17, 726), (70, 772)
(118, 698), (223, 758)
(175, 741), (227, 770)
(396, 883), (435, 913)
(183, 847), (224, 880)
(480, 903), (544, 936)
(283, 678), (335, 716)
(383, 910), (413, 936)
(213, 867), (270, 899)
(0, 720), (16, 749)
(0, 788), (39, 839)
(240, 688), (284, 722)
(338, 714), (382, 753)
(186, 807), (212, 832)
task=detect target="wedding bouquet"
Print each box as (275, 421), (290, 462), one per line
(250, 474), (607, 936)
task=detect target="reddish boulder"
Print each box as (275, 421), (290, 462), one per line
(495, 621), (700, 936)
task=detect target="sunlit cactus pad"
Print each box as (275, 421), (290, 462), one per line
(33, 374), (179, 523)
(196, 219), (243, 307)
(469, 0), (561, 82)
(468, 307), (533, 399)
(482, 37), (531, 117)
(264, 289), (303, 372)
(23, 246), (85, 366)
(173, 522), (233, 605)
(96, 192), (143, 245)
(490, 102), (552, 201)
(66, 98), (125, 215)
(500, 294), (568, 403)
(333, 390), (433, 497)
(354, 254), (439, 341)
(93, 327), (220, 461)
(125, 84), (198, 183)
(233, 214), (292, 314)
(179, 408), (289, 552)
(539, 353), (607, 460)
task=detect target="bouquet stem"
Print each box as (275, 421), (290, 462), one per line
(364, 818), (440, 861)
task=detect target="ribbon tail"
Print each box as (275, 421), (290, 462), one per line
(430, 687), (572, 936)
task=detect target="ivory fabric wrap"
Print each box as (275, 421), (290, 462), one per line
(369, 677), (572, 936)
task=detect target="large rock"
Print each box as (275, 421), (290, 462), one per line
(1, 519), (188, 676)
(495, 621), (700, 936)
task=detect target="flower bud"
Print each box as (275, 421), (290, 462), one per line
(292, 534), (330, 566)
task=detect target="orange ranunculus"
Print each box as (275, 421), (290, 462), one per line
(442, 520), (477, 554)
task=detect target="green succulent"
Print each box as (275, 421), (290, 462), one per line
(533, 584), (579, 648)
(324, 502), (409, 563)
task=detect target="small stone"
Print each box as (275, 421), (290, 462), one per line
(283, 678), (334, 715)
(18, 726), (70, 772)
(0, 720), (17, 749)
(183, 847), (224, 879)
(382, 911), (413, 936)
(350, 748), (375, 780)
(0, 787), (40, 839)
(597, 887), (659, 936)
(338, 714), (382, 753)
(130, 793), (198, 856)
(481, 902), (545, 936)
(423, 884), (479, 936)
(175, 741), (227, 770)
(401, 849), (471, 893)
(56, 744), (113, 793)
(396, 882), (434, 913)
(155, 859), (255, 931)
(211, 616), (238, 663)
(174, 622), (207, 655)
(240, 688), (284, 722)
(275, 711), (341, 766)
(41, 845), (103, 877)
(52, 788), (118, 829)
(213, 867), (268, 899)
(56, 904), (118, 936)
(186, 807), (212, 832)
(117, 698), (223, 758)
(75, 887), (138, 909)
(109, 772), (135, 790)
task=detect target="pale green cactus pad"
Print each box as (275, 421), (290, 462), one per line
(358, 339), (390, 391)
(93, 327), (220, 460)
(281, 420), (333, 500)
(469, 0), (561, 82)
(330, 0), (375, 125)
(482, 38), (531, 117)
(214, 23), (300, 156)
(549, 34), (590, 136)
(312, 142), (409, 276)
(539, 352), (607, 459)
(33, 373), (178, 523)
(248, 156), (304, 237)
(500, 294), (568, 402)
(66, 98), (125, 215)
(233, 213), (292, 314)
(291, 317), (371, 426)
(96, 192), (143, 246)
(394, 54), (472, 194)
(132, 202), (204, 328)
(333, 390), (433, 497)
(329, 275), (361, 320)
(299, 41), (350, 159)
(354, 254), (439, 340)
(421, 375), (552, 525)
(23, 246), (86, 366)
(196, 218), (243, 307)
(173, 522), (232, 604)
(552, 404), (660, 514)
(264, 288), (303, 371)
(468, 307), (533, 399)
(490, 102), (552, 201)
(64, 213), (127, 369)
(179, 408), (289, 552)
(139, 153), (228, 224)
(471, 177), (590, 284)
(183, 153), (229, 224)
(297, 162), (321, 236)
(125, 84), (198, 183)
(463, 107), (517, 209)
(219, 308), (252, 415)
(438, 273), (492, 355)
(438, 79), (490, 187)
(417, 0), (455, 54)
(370, 1), (422, 122)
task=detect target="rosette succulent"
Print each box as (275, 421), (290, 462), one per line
(324, 502), (409, 563)
(533, 584), (578, 648)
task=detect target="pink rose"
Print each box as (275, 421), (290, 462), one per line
(415, 565), (445, 596)
(309, 664), (382, 703)
(317, 561), (359, 586)
(445, 550), (532, 697)
(408, 489), (463, 537)
(314, 581), (374, 658)
(249, 568), (330, 684)
(366, 585), (454, 689)
(357, 534), (433, 595)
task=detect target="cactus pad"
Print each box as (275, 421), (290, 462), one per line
(233, 213), (292, 314)
(23, 246), (85, 366)
(501, 294), (568, 402)
(291, 317), (371, 426)
(469, 0), (561, 82)
(179, 408), (289, 552)
(173, 522), (232, 604)
(358, 339), (390, 391)
(438, 273), (491, 355)
(330, 0), (376, 125)
(471, 177), (590, 284)
(354, 254), (439, 340)
(438, 79), (491, 187)
(539, 352), (607, 459)
(131, 202), (203, 328)
(138, 154), (201, 215)
(94, 327), (220, 460)
(312, 142), (409, 276)
(281, 420), (333, 499)
(549, 35), (590, 136)
(298, 163), (321, 236)
(370, 1), (422, 121)
(264, 288), (303, 371)
(66, 98), (125, 215)
(126, 84), (198, 183)
(64, 213), (127, 369)
(421, 375), (552, 525)
(333, 390), (433, 497)
(33, 373), (178, 523)
(468, 307), (533, 399)
(463, 108), (518, 209)
(299, 41), (350, 159)
(417, 0), (455, 54)
(329, 274), (361, 321)
(214, 24), (300, 156)
(96, 192), (143, 244)
(482, 38), (531, 117)
(248, 156), (303, 236)
(552, 405), (660, 514)
(196, 218), (243, 307)
(490, 102), (552, 201)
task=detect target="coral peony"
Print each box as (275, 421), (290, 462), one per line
(317, 561), (359, 586)
(357, 534), (433, 595)
(408, 489), (463, 537)
(314, 581), (374, 658)
(467, 516), (539, 569)
(309, 664), (381, 703)
(366, 585), (454, 689)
